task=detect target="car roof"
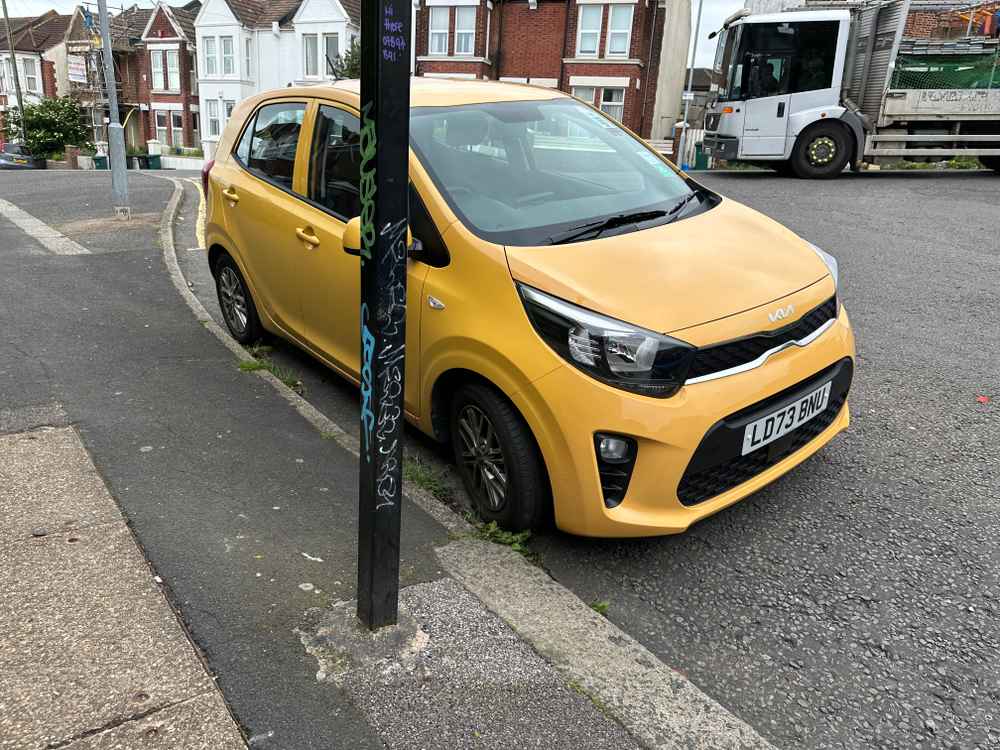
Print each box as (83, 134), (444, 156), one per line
(265, 77), (568, 108)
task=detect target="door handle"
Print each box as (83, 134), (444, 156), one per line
(296, 227), (321, 247)
(777, 102), (786, 117)
(222, 187), (240, 203)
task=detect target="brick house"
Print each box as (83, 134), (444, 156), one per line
(0, 11), (70, 148)
(413, 0), (670, 137)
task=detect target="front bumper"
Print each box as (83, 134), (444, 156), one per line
(703, 134), (739, 161)
(521, 306), (855, 537)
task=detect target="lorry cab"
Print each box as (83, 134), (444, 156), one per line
(703, 9), (856, 178)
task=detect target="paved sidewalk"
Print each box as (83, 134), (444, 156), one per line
(0, 427), (245, 749)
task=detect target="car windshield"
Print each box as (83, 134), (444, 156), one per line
(410, 98), (698, 246)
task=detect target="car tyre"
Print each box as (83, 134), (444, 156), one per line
(449, 382), (549, 531)
(791, 124), (851, 179)
(214, 254), (263, 344)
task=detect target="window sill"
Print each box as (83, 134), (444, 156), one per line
(563, 57), (643, 66)
(417, 55), (490, 64)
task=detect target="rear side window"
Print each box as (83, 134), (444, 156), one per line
(309, 105), (361, 219)
(234, 115), (255, 164)
(245, 102), (306, 190)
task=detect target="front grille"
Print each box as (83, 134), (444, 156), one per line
(705, 113), (720, 131)
(676, 359), (853, 507)
(687, 296), (837, 381)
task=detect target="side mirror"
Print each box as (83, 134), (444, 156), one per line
(343, 217), (425, 262)
(343, 216), (362, 256)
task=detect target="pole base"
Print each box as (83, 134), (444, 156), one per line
(114, 206), (132, 221)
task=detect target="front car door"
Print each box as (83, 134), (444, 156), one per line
(294, 99), (429, 417)
(743, 50), (792, 156)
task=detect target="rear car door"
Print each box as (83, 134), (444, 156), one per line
(218, 100), (310, 334)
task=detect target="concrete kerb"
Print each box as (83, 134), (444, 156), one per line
(155, 174), (774, 749)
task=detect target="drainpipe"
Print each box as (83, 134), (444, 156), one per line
(559, 0), (572, 91)
(640, 0), (659, 137)
(494, 0), (504, 78)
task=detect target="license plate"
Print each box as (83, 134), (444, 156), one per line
(14, 158), (27, 164)
(741, 381), (832, 456)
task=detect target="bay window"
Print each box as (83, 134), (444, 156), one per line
(150, 52), (164, 91)
(245, 38), (252, 78)
(324, 33), (340, 75)
(221, 36), (234, 76)
(206, 99), (220, 137)
(455, 7), (476, 55)
(171, 112), (184, 146)
(155, 111), (168, 142)
(429, 7), (448, 55)
(23, 57), (37, 91)
(577, 6), (602, 57)
(303, 33), (319, 77)
(572, 86), (596, 105)
(607, 6), (633, 57)
(166, 49), (180, 90)
(204, 37), (217, 76)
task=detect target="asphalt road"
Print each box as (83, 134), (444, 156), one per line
(182, 169), (1000, 750)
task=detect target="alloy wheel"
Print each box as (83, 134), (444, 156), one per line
(457, 404), (508, 512)
(218, 266), (248, 335)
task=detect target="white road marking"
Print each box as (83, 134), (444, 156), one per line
(0, 199), (90, 255)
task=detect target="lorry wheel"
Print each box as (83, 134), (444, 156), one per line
(980, 155), (1000, 174)
(792, 125), (850, 179)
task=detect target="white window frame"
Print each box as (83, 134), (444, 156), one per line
(155, 111), (169, 143)
(572, 86), (596, 105)
(606, 5), (633, 58)
(206, 99), (220, 137)
(166, 49), (180, 91)
(429, 7), (449, 55)
(224, 99), (235, 123)
(576, 6), (603, 58)
(0, 60), (6, 93)
(203, 37), (217, 76)
(485, 7), (491, 59)
(454, 7), (476, 56)
(22, 57), (37, 91)
(171, 111), (184, 146)
(190, 54), (198, 93)
(221, 36), (235, 76)
(303, 33), (319, 78)
(324, 33), (340, 76)
(244, 38), (253, 78)
(600, 87), (625, 121)
(150, 51), (165, 91)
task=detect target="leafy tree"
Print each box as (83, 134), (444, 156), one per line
(1, 97), (91, 159)
(329, 38), (361, 80)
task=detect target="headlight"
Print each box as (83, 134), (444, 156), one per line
(809, 242), (838, 289)
(518, 284), (695, 398)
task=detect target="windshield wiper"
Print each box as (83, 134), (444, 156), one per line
(664, 189), (705, 221)
(548, 209), (669, 245)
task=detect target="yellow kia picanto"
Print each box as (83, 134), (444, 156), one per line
(203, 78), (855, 538)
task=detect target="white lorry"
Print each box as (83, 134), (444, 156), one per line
(702, 0), (1000, 178)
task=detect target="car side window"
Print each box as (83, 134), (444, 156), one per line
(246, 102), (306, 190)
(309, 105), (362, 220)
(234, 114), (255, 164)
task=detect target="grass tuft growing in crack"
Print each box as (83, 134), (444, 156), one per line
(403, 456), (454, 504)
(237, 353), (304, 394)
(476, 521), (532, 556)
(589, 600), (610, 617)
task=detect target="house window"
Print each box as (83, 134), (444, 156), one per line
(155, 111), (168, 143)
(221, 36), (235, 76)
(429, 7), (448, 55)
(572, 86), (596, 106)
(23, 57), (37, 91)
(190, 54), (198, 93)
(600, 87), (625, 121)
(577, 6), (602, 57)
(171, 112), (184, 146)
(303, 34), (319, 77)
(0, 59), (7, 92)
(206, 99), (220, 137)
(455, 7), (476, 55)
(166, 49), (180, 90)
(324, 34), (339, 75)
(150, 52), (165, 91)
(245, 38), (253, 78)
(607, 6), (633, 57)
(204, 37), (217, 75)
(224, 100), (235, 122)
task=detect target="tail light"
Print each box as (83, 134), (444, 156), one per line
(201, 158), (215, 198)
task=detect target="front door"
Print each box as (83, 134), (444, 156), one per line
(296, 101), (427, 415)
(742, 53), (791, 156)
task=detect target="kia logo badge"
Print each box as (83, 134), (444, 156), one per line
(769, 304), (795, 323)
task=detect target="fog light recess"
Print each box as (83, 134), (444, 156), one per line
(594, 433), (638, 509)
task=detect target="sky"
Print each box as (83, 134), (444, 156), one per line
(6, 0), (742, 67)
